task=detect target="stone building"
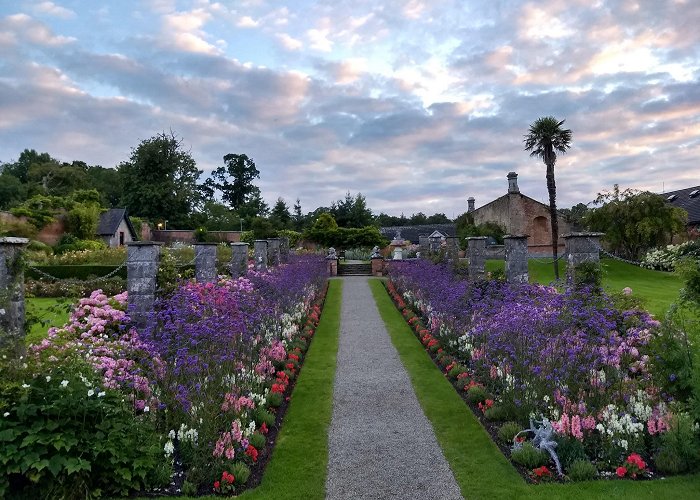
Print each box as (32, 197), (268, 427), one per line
(97, 208), (138, 247)
(663, 185), (700, 235)
(468, 172), (572, 255)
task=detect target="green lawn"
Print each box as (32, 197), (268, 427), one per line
(369, 278), (700, 499)
(486, 258), (684, 318)
(25, 297), (73, 345)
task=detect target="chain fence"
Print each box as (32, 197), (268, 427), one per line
(586, 238), (645, 267)
(26, 259), (129, 284)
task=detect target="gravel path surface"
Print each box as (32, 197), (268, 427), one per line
(325, 277), (463, 500)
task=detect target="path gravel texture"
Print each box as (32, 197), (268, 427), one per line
(326, 277), (463, 500)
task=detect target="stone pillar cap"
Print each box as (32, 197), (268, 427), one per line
(193, 242), (218, 245)
(466, 236), (488, 240)
(127, 241), (163, 246)
(254, 239), (269, 244)
(562, 232), (605, 238)
(231, 242), (249, 246)
(503, 234), (530, 239)
(0, 237), (30, 244)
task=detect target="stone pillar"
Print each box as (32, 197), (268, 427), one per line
(279, 237), (290, 264)
(327, 247), (338, 276)
(267, 238), (281, 267)
(564, 232), (604, 282)
(418, 236), (429, 258)
(371, 256), (384, 276)
(127, 242), (162, 329)
(0, 237), (29, 358)
(504, 235), (529, 284)
(467, 237), (487, 280)
(254, 240), (268, 271)
(446, 236), (460, 263)
(194, 243), (217, 284)
(230, 242), (249, 278)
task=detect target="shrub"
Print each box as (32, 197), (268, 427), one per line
(567, 459), (598, 481)
(497, 421), (522, 443)
(0, 365), (166, 498)
(511, 442), (548, 469)
(254, 408), (276, 427)
(466, 385), (487, 404)
(556, 436), (588, 469)
(448, 364), (467, 379)
(654, 413), (700, 474)
(267, 391), (283, 408)
(231, 462), (251, 485)
(249, 432), (266, 451)
(484, 404), (510, 421)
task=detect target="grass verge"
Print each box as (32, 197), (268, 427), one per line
(369, 278), (700, 499)
(237, 278), (342, 500)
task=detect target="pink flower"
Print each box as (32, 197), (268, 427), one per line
(616, 466), (627, 477)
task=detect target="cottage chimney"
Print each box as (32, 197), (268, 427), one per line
(467, 197), (475, 213)
(507, 172), (519, 194)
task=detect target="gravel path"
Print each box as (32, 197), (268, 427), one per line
(325, 277), (463, 500)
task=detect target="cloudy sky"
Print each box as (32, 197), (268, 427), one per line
(1, 0), (698, 216)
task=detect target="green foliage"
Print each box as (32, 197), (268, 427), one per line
(329, 192), (374, 228)
(254, 407), (276, 427)
(231, 461), (251, 485)
(304, 221), (388, 249)
(455, 212), (506, 247)
(567, 459), (598, 481)
(0, 173), (28, 209)
(277, 229), (302, 247)
(466, 385), (487, 404)
(511, 442), (548, 468)
(448, 364), (467, 379)
(266, 391), (283, 408)
(555, 436), (588, 469)
(0, 218), (37, 239)
(585, 185), (688, 260)
(1, 149), (54, 183)
(194, 226), (208, 242)
(66, 204), (101, 240)
(55, 239), (106, 255)
(25, 264), (126, 281)
(0, 364), (166, 498)
(497, 422), (522, 443)
(250, 217), (276, 240)
(10, 194), (65, 229)
(484, 404), (511, 421)
(204, 153), (260, 210)
(573, 261), (602, 289)
(25, 277), (125, 298)
(270, 197), (292, 229)
(649, 311), (696, 404)
(642, 241), (700, 272)
(654, 413), (700, 474)
(118, 131), (202, 226)
(249, 432), (266, 451)
(311, 212), (338, 231)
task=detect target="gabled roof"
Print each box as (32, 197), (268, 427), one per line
(663, 185), (700, 225)
(379, 224), (457, 244)
(97, 208), (137, 238)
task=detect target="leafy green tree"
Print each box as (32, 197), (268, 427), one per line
(0, 174), (27, 209)
(560, 202), (589, 227)
(270, 197), (292, 229)
(524, 116), (572, 279)
(86, 165), (122, 207)
(455, 212), (506, 248)
(204, 153), (260, 210)
(311, 212), (338, 231)
(376, 212), (409, 227)
(118, 132), (202, 227)
(238, 190), (269, 221)
(190, 201), (241, 231)
(409, 212), (428, 225)
(292, 198), (305, 231)
(426, 213), (451, 224)
(250, 217), (276, 240)
(584, 185), (687, 260)
(1, 149), (54, 183)
(330, 192), (374, 228)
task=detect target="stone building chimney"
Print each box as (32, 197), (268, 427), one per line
(467, 197), (475, 213)
(507, 172), (519, 194)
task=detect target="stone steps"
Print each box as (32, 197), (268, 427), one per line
(338, 263), (372, 276)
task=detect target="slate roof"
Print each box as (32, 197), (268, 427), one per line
(663, 185), (700, 225)
(379, 224), (457, 244)
(97, 208), (137, 238)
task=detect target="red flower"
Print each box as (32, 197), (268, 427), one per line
(271, 383), (286, 393)
(220, 470), (235, 484)
(246, 444), (259, 462)
(616, 466), (627, 478)
(533, 466), (551, 477)
(515, 436), (525, 443)
(214, 480), (220, 489)
(260, 422), (269, 434)
(286, 362), (295, 370)
(288, 353), (300, 362)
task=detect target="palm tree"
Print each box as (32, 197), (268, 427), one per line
(524, 116), (572, 280)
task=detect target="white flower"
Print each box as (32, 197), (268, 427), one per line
(144, 406), (150, 412)
(87, 389), (95, 397)
(97, 391), (105, 398)
(3, 412), (9, 417)
(21, 383), (30, 389)
(168, 429), (176, 440)
(60, 380), (69, 388)
(164, 440), (175, 457)
(45, 376), (51, 382)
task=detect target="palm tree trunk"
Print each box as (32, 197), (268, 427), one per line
(545, 160), (559, 280)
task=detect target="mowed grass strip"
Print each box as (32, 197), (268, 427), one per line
(239, 278), (342, 500)
(25, 297), (73, 345)
(370, 279), (700, 500)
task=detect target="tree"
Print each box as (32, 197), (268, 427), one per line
(560, 202), (589, 227)
(293, 198), (305, 231)
(426, 213), (451, 224)
(118, 131), (202, 227)
(204, 153), (260, 210)
(86, 165), (122, 207)
(270, 197), (292, 229)
(584, 185), (687, 260)
(1, 149), (54, 183)
(524, 116), (572, 280)
(0, 174), (27, 210)
(409, 212), (428, 225)
(27, 161), (90, 197)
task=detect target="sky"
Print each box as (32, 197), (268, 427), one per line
(1, 0), (699, 217)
